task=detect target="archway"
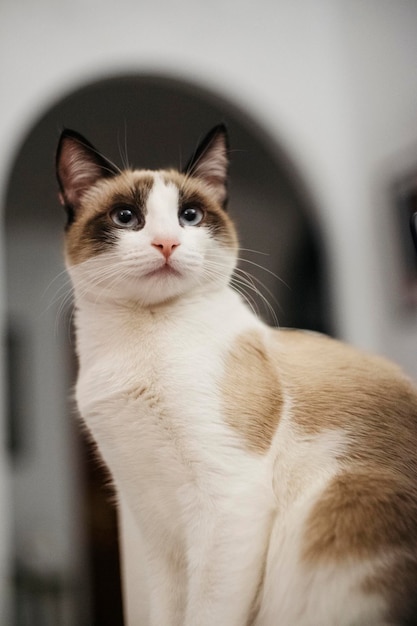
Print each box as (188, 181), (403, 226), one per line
(5, 73), (330, 625)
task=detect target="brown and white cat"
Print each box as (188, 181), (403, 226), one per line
(56, 125), (417, 626)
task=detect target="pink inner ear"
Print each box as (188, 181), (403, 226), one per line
(58, 139), (106, 207)
(192, 143), (228, 205)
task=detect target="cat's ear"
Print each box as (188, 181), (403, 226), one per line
(184, 124), (229, 209)
(56, 129), (119, 216)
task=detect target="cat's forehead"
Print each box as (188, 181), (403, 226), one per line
(147, 172), (180, 215)
(88, 170), (172, 211)
(82, 168), (212, 217)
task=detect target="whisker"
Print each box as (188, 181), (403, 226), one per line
(237, 247), (270, 257)
(199, 265), (258, 317)
(232, 271), (279, 326)
(229, 275), (261, 319)
(43, 278), (74, 313)
(42, 267), (70, 300)
(234, 267), (282, 312)
(117, 122), (131, 171)
(205, 258), (280, 326)
(70, 134), (123, 177)
(236, 257), (290, 289)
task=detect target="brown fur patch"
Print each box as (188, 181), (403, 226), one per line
(302, 469), (417, 562)
(275, 329), (417, 475)
(221, 331), (284, 454)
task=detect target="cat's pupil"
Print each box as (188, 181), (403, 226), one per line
(118, 209), (133, 223)
(183, 209), (196, 221)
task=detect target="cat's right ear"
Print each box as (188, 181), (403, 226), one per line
(56, 129), (119, 222)
(183, 124), (230, 209)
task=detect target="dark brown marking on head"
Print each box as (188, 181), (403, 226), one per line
(125, 177), (155, 215)
(65, 171), (155, 265)
(84, 212), (119, 252)
(221, 330), (284, 454)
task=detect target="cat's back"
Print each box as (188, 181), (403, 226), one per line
(224, 326), (417, 456)
(275, 328), (417, 447)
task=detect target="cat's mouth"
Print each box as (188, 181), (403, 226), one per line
(145, 263), (182, 278)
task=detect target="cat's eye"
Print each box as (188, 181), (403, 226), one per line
(179, 207), (204, 227)
(110, 206), (140, 229)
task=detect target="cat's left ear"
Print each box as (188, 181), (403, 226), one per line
(56, 129), (119, 216)
(184, 124), (229, 209)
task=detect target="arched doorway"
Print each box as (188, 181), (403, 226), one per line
(5, 74), (330, 626)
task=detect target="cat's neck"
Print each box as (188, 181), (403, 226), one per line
(73, 282), (238, 322)
(73, 284), (260, 363)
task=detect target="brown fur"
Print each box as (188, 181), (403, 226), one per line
(276, 329), (417, 475)
(302, 469), (417, 562)
(221, 330), (284, 453)
(222, 328), (417, 464)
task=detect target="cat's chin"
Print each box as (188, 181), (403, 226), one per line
(122, 270), (231, 309)
(89, 272), (203, 309)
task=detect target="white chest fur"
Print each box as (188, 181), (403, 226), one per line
(75, 287), (265, 517)
(75, 288), (276, 626)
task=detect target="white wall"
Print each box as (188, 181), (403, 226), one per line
(2, 0), (417, 620)
(338, 2), (417, 372)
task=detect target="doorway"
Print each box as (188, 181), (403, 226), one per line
(5, 73), (330, 625)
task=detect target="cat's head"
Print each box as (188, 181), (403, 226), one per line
(56, 125), (238, 307)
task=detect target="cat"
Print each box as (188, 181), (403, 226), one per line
(56, 124), (417, 626)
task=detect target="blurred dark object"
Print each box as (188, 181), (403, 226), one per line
(410, 211), (417, 253)
(13, 564), (75, 626)
(81, 433), (124, 626)
(395, 172), (417, 304)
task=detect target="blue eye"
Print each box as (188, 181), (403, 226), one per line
(179, 207), (204, 226)
(110, 206), (140, 228)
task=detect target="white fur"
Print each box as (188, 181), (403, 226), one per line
(70, 177), (387, 625)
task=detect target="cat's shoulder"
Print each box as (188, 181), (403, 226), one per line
(270, 328), (417, 436)
(225, 325), (416, 404)
(222, 325), (417, 455)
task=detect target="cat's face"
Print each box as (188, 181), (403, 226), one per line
(56, 126), (238, 307)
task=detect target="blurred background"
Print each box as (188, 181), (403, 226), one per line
(1, 1), (417, 624)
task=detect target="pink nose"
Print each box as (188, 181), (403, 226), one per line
(152, 239), (180, 260)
